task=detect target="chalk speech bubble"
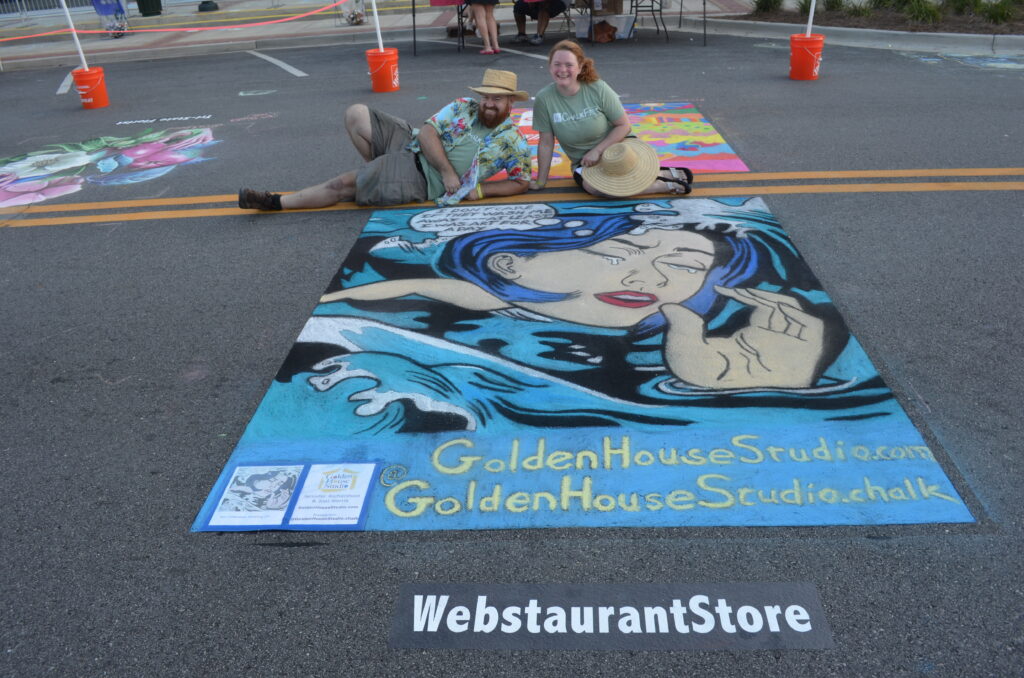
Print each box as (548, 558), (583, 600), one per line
(409, 203), (557, 238)
(630, 197), (758, 236)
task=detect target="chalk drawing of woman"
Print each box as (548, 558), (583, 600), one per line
(249, 198), (895, 438)
(320, 203), (835, 391)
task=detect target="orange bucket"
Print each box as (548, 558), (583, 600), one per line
(789, 34), (824, 80)
(365, 47), (399, 93)
(72, 66), (110, 109)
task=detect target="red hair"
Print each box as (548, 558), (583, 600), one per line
(548, 40), (600, 84)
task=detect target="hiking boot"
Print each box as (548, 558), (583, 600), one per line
(514, 33), (530, 43)
(529, 34), (544, 45)
(238, 188), (282, 211)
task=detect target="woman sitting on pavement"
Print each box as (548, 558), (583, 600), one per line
(529, 39), (692, 198)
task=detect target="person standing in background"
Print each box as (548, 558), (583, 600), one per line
(469, 0), (502, 54)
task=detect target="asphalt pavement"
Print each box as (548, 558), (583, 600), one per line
(1, 16), (1023, 678)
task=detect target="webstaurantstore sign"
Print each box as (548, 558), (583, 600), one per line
(390, 583), (833, 650)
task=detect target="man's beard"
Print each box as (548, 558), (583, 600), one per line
(480, 105), (510, 128)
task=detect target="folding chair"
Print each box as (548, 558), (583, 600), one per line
(557, 1), (575, 36)
(569, 0), (593, 40)
(517, 0), (573, 40)
(630, 0), (668, 39)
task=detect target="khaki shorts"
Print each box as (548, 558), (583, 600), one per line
(354, 107), (428, 206)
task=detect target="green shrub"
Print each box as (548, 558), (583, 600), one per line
(875, 0), (913, 9)
(982, 0), (1015, 21)
(943, 0), (980, 13)
(904, 0), (943, 21)
(753, 0), (783, 11)
(846, 3), (873, 14)
(797, 0), (814, 13)
(824, 0), (845, 9)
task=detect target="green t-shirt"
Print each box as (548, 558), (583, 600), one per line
(532, 80), (626, 166)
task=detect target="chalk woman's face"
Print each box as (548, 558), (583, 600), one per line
(487, 229), (716, 327)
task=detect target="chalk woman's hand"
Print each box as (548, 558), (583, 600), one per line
(661, 286), (826, 389)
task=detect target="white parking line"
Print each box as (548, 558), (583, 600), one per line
(491, 46), (547, 61)
(246, 50), (309, 77)
(57, 71), (74, 95)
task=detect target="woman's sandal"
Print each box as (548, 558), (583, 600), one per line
(659, 172), (691, 194)
(663, 167), (694, 184)
(661, 177), (692, 195)
(480, 48), (496, 54)
(660, 167), (694, 195)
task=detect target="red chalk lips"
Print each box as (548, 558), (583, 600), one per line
(594, 291), (659, 308)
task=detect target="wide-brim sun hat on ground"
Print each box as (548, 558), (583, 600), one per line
(469, 69), (530, 101)
(581, 138), (660, 198)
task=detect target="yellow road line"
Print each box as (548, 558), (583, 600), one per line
(695, 181), (1024, 196)
(5, 207), (248, 227)
(4, 181), (1022, 228)
(4, 168), (1021, 218)
(488, 180), (1024, 200)
(3, 205), (376, 227)
(697, 168), (1024, 183)
(0, 194), (233, 215)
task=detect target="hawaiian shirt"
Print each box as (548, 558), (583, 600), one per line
(407, 98), (531, 205)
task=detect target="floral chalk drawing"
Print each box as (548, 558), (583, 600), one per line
(0, 128), (219, 208)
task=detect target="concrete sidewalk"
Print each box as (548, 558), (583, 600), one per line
(0, 0), (723, 70)
(1, 0), (1022, 71)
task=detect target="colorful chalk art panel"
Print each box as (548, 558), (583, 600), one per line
(0, 127), (219, 208)
(510, 103), (749, 180)
(194, 198), (973, 532)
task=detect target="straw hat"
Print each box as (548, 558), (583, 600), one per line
(468, 69), (530, 101)
(580, 139), (660, 197)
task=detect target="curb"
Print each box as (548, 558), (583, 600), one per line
(2, 14), (1021, 72)
(0, 28), (425, 71)
(684, 17), (1024, 54)
(0, 6), (374, 44)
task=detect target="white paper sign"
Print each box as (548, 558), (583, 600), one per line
(208, 465), (303, 526)
(288, 463), (376, 526)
